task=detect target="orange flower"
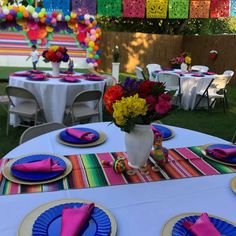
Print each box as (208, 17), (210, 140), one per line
(104, 85), (124, 113)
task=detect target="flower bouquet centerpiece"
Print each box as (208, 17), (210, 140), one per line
(104, 77), (172, 168)
(42, 46), (69, 76)
(170, 52), (191, 72)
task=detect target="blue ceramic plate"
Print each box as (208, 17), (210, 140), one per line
(205, 144), (236, 164)
(152, 124), (174, 140)
(11, 154), (66, 181)
(172, 215), (236, 236)
(59, 128), (100, 144)
(32, 202), (111, 236)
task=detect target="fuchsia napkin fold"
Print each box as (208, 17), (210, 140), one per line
(182, 213), (221, 236)
(60, 203), (95, 236)
(12, 158), (65, 172)
(64, 77), (77, 82)
(66, 128), (96, 141)
(206, 147), (236, 158)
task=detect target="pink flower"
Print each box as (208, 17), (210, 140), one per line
(146, 95), (157, 111)
(155, 94), (171, 115)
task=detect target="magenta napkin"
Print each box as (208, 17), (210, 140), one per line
(66, 128), (96, 141)
(206, 147), (236, 158)
(30, 75), (45, 80)
(63, 77), (78, 82)
(60, 203), (95, 236)
(151, 126), (162, 136)
(182, 213), (221, 236)
(203, 72), (216, 75)
(11, 158), (65, 172)
(191, 73), (204, 77)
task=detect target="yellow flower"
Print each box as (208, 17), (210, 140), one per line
(50, 46), (59, 52)
(185, 56), (191, 65)
(112, 94), (148, 126)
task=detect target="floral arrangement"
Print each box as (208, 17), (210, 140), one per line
(170, 52), (192, 66)
(42, 46), (69, 63)
(209, 50), (218, 60)
(104, 77), (172, 133)
(112, 45), (120, 62)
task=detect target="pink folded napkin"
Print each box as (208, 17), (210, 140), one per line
(30, 75), (45, 80)
(60, 203), (95, 236)
(64, 77), (77, 82)
(206, 147), (236, 158)
(204, 72), (216, 75)
(182, 213), (221, 236)
(191, 74), (204, 77)
(66, 128), (96, 141)
(151, 126), (162, 136)
(12, 158), (65, 172)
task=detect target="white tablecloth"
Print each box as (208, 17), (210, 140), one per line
(3, 122), (236, 236)
(9, 73), (106, 123)
(152, 71), (216, 110)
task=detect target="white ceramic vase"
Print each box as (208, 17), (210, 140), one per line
(125, 124), (154, 168)
(51, 62), (61, 76)
(181, 62), (188, 73)
(112, 62), (120, 83)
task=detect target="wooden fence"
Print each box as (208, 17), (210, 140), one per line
(98, 32), (236, 84)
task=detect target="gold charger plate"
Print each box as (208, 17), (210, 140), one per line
(2, 154), (72, 185)
(152, 123), (175, 141)
(161, 212), (236, 235)
(201, 144), (236, 167)
(57, 131), (107, 147)
(18, 198), (117, 236)
(230, 176), (236, 194)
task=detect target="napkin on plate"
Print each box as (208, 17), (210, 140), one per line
(11, 158), (65, 172)
(60, 203), (95, 236)
(191, 74), (204, 77)
(182, 213), (221, 236)
(206, 147), (236, 158)
(203, 72), (216, 75)
(63, 77), (78, 82)
(151, 126), (162, 136)
(66, 128), (96, 141)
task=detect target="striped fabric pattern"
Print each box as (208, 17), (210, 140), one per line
(0, 146), (236, 196)
(0, 32), (86, 58)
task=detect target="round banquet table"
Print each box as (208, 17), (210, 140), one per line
(9, 72), (106, 124)
(152, 70), (216, 110)
(3, 122), (236, 236)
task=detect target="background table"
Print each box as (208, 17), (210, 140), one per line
(9, 73), (106, 124)
(3, 122), (236, 236)
(152, 70), (216, 110)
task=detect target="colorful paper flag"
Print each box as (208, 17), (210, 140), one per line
(210, 0), (229, 18)
(71, 0), (97, 15)
(190, 1), (211, 18)
(230, 0), (236, 16)
(146, 0), (168, 18)
(97, 0), (122, 17)
(123, 0), (145, 18)
(169, 0), (189, 19)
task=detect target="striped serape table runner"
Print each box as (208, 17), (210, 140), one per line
(0, 146), (235, 196)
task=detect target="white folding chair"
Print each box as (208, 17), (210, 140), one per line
(146, 64), (162, 81)
(191, 65), (209, 72)
(194, 75), (230, 112)
(6, 86), (44, 135)
(223, 70), (234, 84)
(157, 72), (182, 107)
(65, 90), (103, 125)
(0, 95), (9, 111)
(135, 66), (146, 80)
(19, 122), (66, 144)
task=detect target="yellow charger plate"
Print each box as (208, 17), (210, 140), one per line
(2, 154), (72, 185)
(18, 198), (117, 236)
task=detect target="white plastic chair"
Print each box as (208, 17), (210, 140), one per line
(223, 70), (234, 84)
(65, 90), (103, 125)
(191, 65), (209, 72)
(146, 64), (162, 81)
(157, 72), (182, 107)
(6, 86), (44, 135)
(194, 74), (230, 112)
(19, 122), (66, 144)
(0, 95), (9, 111)
(135, 66), (146, 80)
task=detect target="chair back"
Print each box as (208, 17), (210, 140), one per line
(19, 122), (66, 144)
(191, 65), (209, 72)
(6, 86), (39, 107)
(146, 64), (162, 80)
(135, 66), (146, 80)
(223, 70), (234, 84)
(73, 90), (102, 104)
(157, 72), (181, 91)
(210, 75), (230, 91)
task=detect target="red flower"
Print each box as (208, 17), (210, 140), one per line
(155, 94), (172, 115)
(145, 95), (157, 111)
(104, 85), (124, 113)
(138, 80), (155, 98)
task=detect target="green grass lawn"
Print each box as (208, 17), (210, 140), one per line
(0, 67), (236, 157)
